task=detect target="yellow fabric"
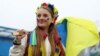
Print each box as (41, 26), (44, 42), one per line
(40, 41), (46, 56)
(27, 43), (60, 56)
(28, 45), (33, 56)
(28, 42), (46, 56)
(65, 17), (99, 56)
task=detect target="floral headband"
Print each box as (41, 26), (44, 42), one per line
(37, 3), (58, 23)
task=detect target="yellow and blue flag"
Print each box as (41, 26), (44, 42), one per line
(56, 18), (67, 47)
(56, 17), (99, 56)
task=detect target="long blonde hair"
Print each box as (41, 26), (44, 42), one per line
(33, 23), (56, 56)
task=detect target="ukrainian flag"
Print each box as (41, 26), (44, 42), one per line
(56, 17), (100, 56)
(56, 18), (67, 47)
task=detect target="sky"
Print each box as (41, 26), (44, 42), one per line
(0, 0), (100, 31)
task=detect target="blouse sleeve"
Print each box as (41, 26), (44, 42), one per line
(9, 35), (28, 56)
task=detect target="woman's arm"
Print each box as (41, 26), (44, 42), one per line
(9, 33), (28, 56)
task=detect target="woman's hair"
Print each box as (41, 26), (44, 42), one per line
(35, 26), (56, 55)
(33, 3), (59, 56)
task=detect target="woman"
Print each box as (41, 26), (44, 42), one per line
(9, 2), (65, 56)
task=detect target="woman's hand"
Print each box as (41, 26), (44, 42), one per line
(12, 29), (27, 41)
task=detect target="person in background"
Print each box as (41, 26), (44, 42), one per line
(9, 2), (65, 56)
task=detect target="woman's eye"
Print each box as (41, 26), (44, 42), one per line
(37, 14), (41, 17)
(43, 14), (48, 18)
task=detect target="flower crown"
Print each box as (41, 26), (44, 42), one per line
(37, 2), (58, 19)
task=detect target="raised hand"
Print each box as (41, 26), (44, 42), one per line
(12, 29), (27, 41)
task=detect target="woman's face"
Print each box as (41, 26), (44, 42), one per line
(36, 8), (53, 28)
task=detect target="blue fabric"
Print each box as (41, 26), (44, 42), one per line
(30, 32), (33, 45)
(29, 31), (37, 45)
(0, 36), (14, 56)
(56, 19), (67, 47)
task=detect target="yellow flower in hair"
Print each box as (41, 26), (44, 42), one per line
(54, 7), (58, 17)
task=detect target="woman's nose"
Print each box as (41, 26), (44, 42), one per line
(38, 15), (44, 19)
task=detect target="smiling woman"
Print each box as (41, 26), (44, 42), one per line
(9, 2), (65, 56)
